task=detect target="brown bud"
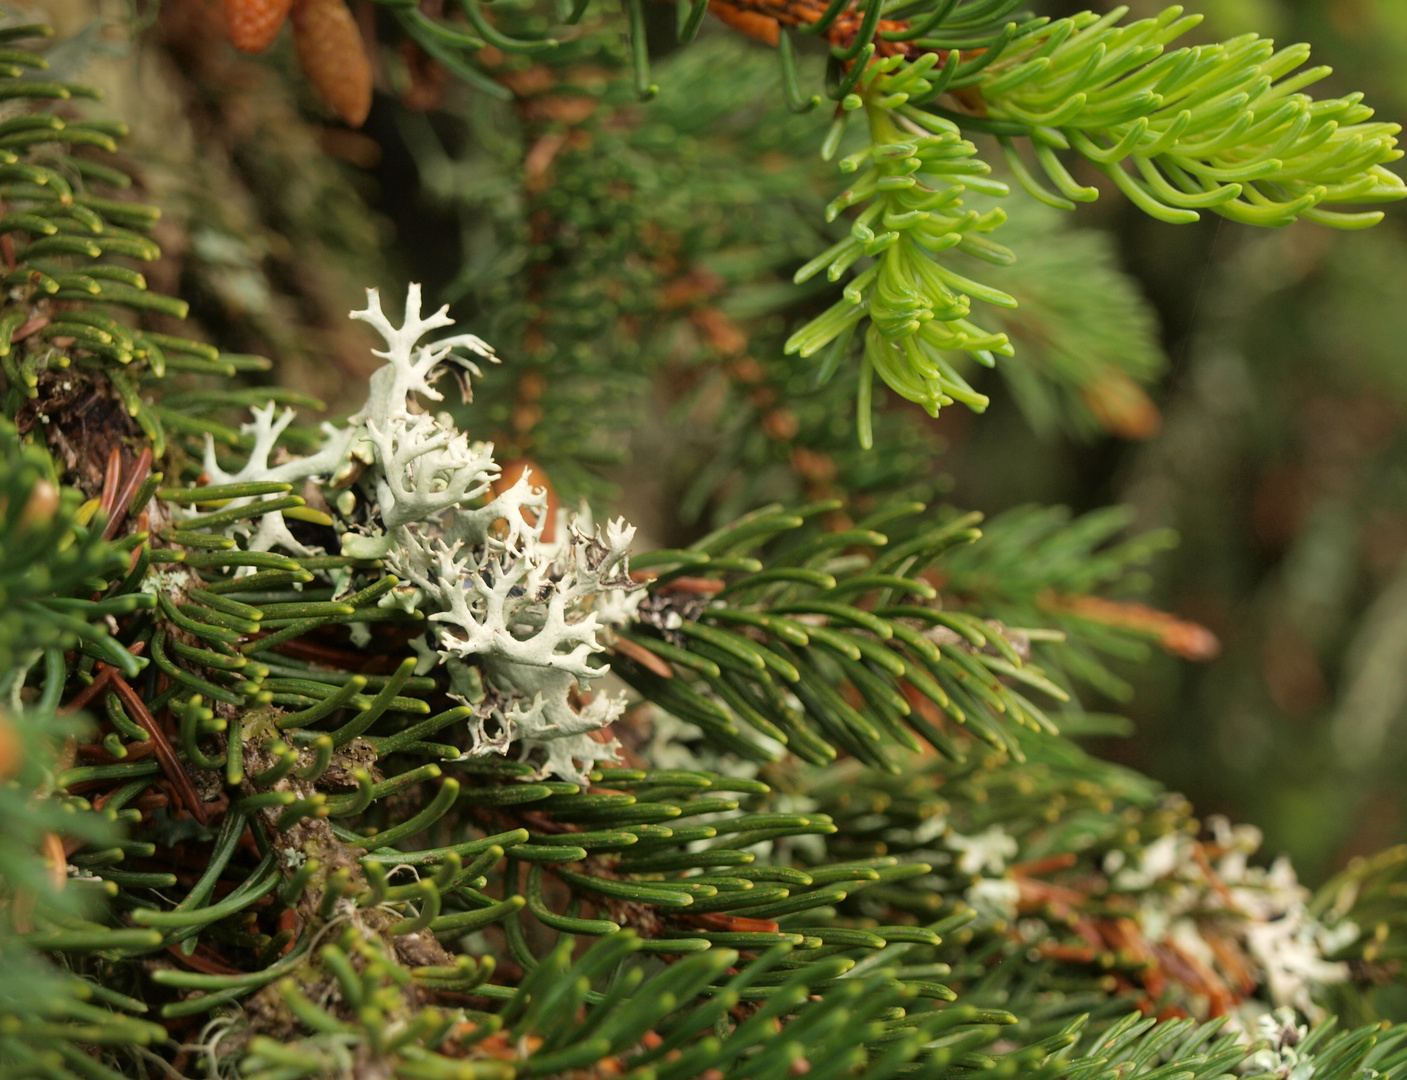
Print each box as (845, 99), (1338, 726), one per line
(761, 408), (800, 441)
(19, 479), (58, 529)
(1080, 368), (1161, 440)
(790, 447), (837, 483)
(0, 709), (21, 780)
(291, 0), (374, 127)
(692, 307), (748, 356)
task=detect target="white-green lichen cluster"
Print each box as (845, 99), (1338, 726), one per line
(178, 284), (643, 783)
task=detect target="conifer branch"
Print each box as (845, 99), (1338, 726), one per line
(2, 16), (1405, 1080)
(773, 6), (1404, 439)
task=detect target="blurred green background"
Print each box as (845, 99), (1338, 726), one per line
(943, 0), (1407, 883)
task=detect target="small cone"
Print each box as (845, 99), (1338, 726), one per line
(223, 0), (295, 52)
(1080, 368), (1162, 440)
(291, 0), (373, 127)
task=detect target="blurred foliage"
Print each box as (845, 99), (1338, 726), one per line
(943, 0), (1407, 882)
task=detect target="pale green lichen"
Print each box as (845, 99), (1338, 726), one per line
(195, 284), (643, 783)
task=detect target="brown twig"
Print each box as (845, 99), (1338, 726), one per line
(680, 912), (781, 933)
(106, 669), (209, 825)
(76, 738), (158, 762)
(610, 637), (673, 680)
(10, 315), (48, 344)
(166, 943), (244, 975)
(60, 665), (115, 715)
(104, 446), (153, 540)
(99, 447), (124, 523)
(656, 577), (727, 596)
(273, 637), (391, 669)
(60, 641), (145, 716)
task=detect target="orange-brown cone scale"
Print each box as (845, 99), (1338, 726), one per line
(290, 0), (374, 127)
(223, 0), (295, 52)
